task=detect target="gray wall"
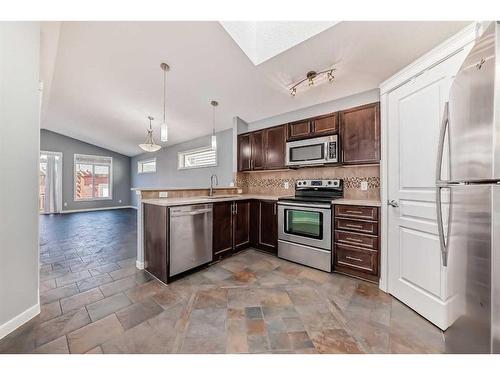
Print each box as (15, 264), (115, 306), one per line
(0, 22), (40, 337)
(131, 129), (233, 207)
(246, 88), (380, 132)
(40, 129), (131, 211)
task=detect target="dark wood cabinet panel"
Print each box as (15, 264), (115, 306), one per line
(237, 134), (252, 172)
(251, 131), (265, 170)
(335, 205), (378, 221)
(287, 120), (312, 140)
(335, 218), (378, 235)
(258, 200), (277, 253)
(234, 201), (250, 251)
(333, 204), (380, 284)
(335, 230), (378, 250)
(312, 113), (338, 135)
(335, 244), (378, 276)
(213, 201), (233, 259)
(250, 200), (260, 247)
(144, 203), (168, 283)
(264, 125), (286, 169)
(340, 102), (380, 164)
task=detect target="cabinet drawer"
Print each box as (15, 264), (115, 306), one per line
(335, 205), (378, 220)
(334, 230), (378, 250)
(335, 244), (377, 274)
(335, 218), (378, 235)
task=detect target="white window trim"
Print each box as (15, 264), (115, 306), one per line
(177, 145), (217, 170)
(137, 157), (157, 174)
(74, 153), (113, 201)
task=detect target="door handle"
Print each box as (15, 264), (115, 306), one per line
(388, 200), (399, 207)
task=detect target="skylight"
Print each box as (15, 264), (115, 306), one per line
(220, 21), (339, 65)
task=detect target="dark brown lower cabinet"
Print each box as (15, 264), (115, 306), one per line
(212, 200), (251, 260)
(250, 200), (277, 254)
(212, 201), (234, 260)
(234, 201), (250, 252)
(333, 204), (380, 283)
(143, 203), (168, 283)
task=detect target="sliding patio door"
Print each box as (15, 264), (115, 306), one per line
(39, 151), (62, 214)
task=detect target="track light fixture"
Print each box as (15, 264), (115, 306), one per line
(289, 68), (336, 96)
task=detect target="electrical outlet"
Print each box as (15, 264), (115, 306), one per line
(284, 181), (290, 189)
(118, 199), (122, 204)
(361, 181), (368, 191)
(229, 181), (235, 187)
(159, 192), (168, 198)
(237, 189), (242, 194)
(64, 202), (67, 207)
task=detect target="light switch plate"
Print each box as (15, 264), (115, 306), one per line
(159, 192), (168, 198)
(361, 181), (368, 191)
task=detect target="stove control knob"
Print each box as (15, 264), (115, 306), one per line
(327, 181), (332, 185)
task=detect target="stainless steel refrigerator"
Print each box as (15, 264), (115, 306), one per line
(436, 21), (500, 353)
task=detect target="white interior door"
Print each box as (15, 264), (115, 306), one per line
(387, 50), (468, 330)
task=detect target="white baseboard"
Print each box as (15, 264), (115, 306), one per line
(0, 303), (40, 340)
(61, 206), (135, 214)
(136, 260), (145, 269)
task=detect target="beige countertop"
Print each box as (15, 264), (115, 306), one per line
(141, 194), (380, 207)
(141, 194), (280, 207)
(331, 198), (381, 207)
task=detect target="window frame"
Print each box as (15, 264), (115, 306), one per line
(177, 146), (217, 170)
(137, 157), (157, 174)
(73, 153), (113, 201)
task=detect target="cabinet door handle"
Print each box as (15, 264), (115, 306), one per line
(346, 210), (363, 214)
(274, 203), (277, 215)
(346, 237), (363, 243)
(346, 256), (363, 262)
(345, 223), (363, 229)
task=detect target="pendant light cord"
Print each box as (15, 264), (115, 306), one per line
(212, 104), (215, 136)
(163, 69), (166, 124)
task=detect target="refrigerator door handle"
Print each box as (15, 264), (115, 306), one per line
(436, 186), (452, 267)
(436, 102), (450, 185)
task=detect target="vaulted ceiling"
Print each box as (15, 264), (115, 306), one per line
(41, 21), (470, 156)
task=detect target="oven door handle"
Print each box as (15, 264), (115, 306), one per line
(277, 201), (331, 209)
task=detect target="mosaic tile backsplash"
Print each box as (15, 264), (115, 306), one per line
(236, 165), (380, 201)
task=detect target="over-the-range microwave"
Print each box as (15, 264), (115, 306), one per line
(285, 135), (339, 167)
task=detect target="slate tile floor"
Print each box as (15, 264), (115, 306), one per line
(0, 208), (445, 354)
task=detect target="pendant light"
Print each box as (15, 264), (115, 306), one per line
(160, 63), (169, 142)
(139, 116), (161, 152)
(210, 100), (218, 150)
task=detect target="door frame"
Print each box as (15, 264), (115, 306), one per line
(40, 150), (63, 214)
(378, 23), (476, 292)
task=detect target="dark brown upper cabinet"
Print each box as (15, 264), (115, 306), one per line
(340, 102), (380, 164)
(287, 120), (312, 140)
(250, 130), (265, 170)
(237, 134), (252, 171)
(237, 125), (286, 172)
(264, 125), (286, 170)
(313, 113), (338, 135)
(287, 113), (338, 141)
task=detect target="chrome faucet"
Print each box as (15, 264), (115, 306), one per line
(209, 174), (218, 196)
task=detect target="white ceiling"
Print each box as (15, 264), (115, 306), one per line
(41, 21), (470, 156)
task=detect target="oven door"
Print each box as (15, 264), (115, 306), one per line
(277, 201), (331, 250)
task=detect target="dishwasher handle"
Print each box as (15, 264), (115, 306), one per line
(170, 208), (212, 217)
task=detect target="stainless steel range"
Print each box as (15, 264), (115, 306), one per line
(277, 179), (343, 272)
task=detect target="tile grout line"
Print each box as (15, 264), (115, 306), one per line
(171, 288), (198, 353)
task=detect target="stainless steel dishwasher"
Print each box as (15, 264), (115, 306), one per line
(169, 204), (213, 277)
